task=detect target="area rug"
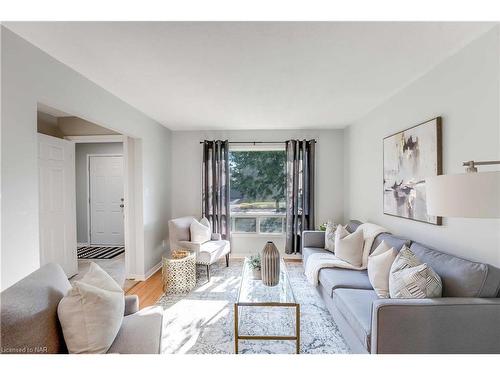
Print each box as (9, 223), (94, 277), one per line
(77, 245), (125, 259)
(156, 259), (350, 354)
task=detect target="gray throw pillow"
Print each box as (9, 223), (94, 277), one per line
(389, 246), (442, 298)
(324, 222), (336, 252)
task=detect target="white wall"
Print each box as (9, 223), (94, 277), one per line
(75, 142), (124, 244)
(171, 129), (344, 256)
(1, 28), (171, 289)
(344, 26), (500, 267)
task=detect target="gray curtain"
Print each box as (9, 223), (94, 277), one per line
(202, 140), (230, 240)
(285, 139), (315, 254)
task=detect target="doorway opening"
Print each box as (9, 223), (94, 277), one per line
(36, 104), (139, 291)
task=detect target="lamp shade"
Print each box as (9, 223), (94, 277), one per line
(426, 171), (500, 218)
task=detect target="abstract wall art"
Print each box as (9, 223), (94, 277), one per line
(383, 117), (442, 225)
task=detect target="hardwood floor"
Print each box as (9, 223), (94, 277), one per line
(126, 269), (164, 309)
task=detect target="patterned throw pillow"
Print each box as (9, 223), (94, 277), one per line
(324, 222), (337, 252)
(389, 246), (442, 298)
(389, 263), (429, 298)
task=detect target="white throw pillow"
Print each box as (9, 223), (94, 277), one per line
(367, 241), (398, 298)
(334, 226), (364, 267)
(324, 222), (336, 252)
(190, 217), (211, 243)
(57, 262), (124, 354)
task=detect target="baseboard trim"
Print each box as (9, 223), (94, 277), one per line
(145, 261), (162, 279)
(128, 261), (162, 281)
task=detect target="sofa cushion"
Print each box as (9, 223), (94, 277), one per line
(197, 240), (230, 265)
(302, 246), (331, 267)
(371, 233), (410, 254)
(410, 242), (500, 297)
(332, 289), (379, 352)
(107, 306), (163, 354)
(319, 268), (373, 296)
(346, 220), (363, 233)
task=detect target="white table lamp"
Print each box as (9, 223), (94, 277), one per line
(426, 160), (500, 218)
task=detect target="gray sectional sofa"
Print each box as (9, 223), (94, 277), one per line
(302, 220), (500, 354)
(0, 263), (163, 354)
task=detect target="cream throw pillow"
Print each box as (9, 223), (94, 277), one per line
(367, 241), (398, 298)
(57, 262), (124, 354)
(324, 222), (336, 252)
(334, 226), (364, 267)
(190, 217), (211, 243)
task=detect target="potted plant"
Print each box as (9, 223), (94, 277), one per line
(318, 222), (328, 231)
(249, 254), (262, 280)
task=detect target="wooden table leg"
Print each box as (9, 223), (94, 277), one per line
(234, 303), (239, 354)
(296, 304), (300, 354)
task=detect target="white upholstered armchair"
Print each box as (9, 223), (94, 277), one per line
(168, 216), (230, 281)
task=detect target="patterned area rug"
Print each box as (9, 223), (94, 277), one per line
(156, 259), (350, 354)
(77, 245), (125, 259)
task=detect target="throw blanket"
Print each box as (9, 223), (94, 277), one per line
(304, 223), (388, 285)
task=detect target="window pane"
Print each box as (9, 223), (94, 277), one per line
(229, 150), (286, 214)
(260, 217), (283, 233)
(233, 217), (257, 232)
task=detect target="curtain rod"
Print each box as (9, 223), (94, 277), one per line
(198, 140), (317, 144)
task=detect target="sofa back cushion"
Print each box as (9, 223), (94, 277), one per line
(371, 233), (410, 254)
(0, 263), (71, 354)
(410, 242), (500, 297)
(346, 220), (363, 233)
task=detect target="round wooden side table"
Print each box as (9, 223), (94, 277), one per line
(162, 251), (196, 294)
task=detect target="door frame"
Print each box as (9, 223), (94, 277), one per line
(65, 135), (139, 279)
(87, 153), (124, 246)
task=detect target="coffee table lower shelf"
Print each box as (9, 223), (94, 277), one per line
(233, 302), (301, 354)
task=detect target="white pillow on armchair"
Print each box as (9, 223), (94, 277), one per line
(190, 217), (211, 243)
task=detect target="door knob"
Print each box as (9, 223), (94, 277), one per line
(120, 204), (124, 208)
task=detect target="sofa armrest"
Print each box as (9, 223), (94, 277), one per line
(371, 298), (500, 354)
(211, 233), (222, 241)
(124, 295), (139, 316)
(302, 230), (325, 249)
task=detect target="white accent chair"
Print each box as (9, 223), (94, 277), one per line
(168, 216), (230, 281)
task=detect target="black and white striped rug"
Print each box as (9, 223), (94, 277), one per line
(77, 246), (125, 259)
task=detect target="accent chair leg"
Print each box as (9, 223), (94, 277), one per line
(225, 253), (230, 267)
(206, 264), (210, 282)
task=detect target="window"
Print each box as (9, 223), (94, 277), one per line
(229, 149), (286, 234)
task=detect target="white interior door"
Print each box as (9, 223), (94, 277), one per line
(89, 155), (124, 245)
(38, 133), (78, 277)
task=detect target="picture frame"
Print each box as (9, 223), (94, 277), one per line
(383, 117), (442, 225)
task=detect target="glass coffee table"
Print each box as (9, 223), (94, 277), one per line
(234, 258), (300, 354)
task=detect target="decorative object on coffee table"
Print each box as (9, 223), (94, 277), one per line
(261, 241), (280, 286)
(162, 251), (196, 294)
(248, 254), (262, 280)
(383, 117), (442, 225)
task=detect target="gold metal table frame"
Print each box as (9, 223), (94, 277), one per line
(234, 301), (300, 354)
(234, 258), (300, 354)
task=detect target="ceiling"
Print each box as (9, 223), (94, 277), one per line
(5, 22), (495, 130)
